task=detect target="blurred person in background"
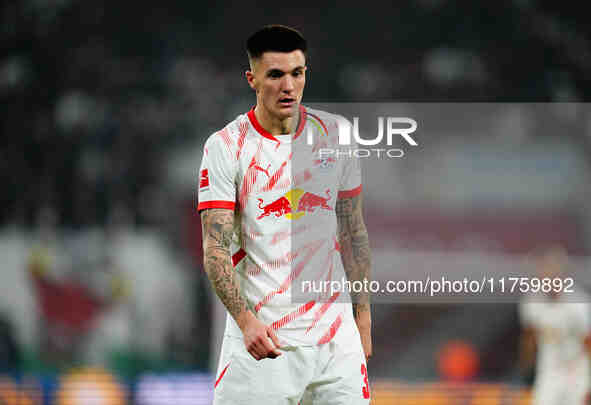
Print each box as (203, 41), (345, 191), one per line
(0, 315), (20, 372)
(27, 205), (130, 369)
(198, 25), (372, 404)
(519, 245), (591, 405)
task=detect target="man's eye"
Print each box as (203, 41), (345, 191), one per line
(269, 71), (283, 78)
(293, 71), (302, 77)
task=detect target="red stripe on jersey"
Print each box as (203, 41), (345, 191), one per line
(317, 313), (343, 345)
(292, 105), (308, 140)
(239, 139), (264, 210)
(305, 243), (334, 291)
(218, 128), (233, 153)
(271, 300), (316, 330)
(243, 223), (264, 241)
(254, 240), (325, 313)
(337, 184), (362, 199)
(261, 250), (299, 271)
(261, 160), (288, 192)
(246, 261), (261, 276)
(214, 362), (231, 388)
(276, 178), (292, 190)
(306, 291), (340, 334)
(197, 201), (236, 211)
(236, 119), (249, 160)
(263, 166), (310, 192)
(232, 248), (246, 267)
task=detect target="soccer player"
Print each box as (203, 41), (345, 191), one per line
(519, 245), (591, 405)
(198, 25), (372, 404)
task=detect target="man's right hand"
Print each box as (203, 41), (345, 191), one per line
(237, 310), (283, 360)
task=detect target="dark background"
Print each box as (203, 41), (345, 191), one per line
(2, 1), (591, 403)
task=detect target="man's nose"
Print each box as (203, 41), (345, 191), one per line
(281, 75), (295, 92)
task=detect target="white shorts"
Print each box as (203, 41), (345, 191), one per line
(213, 332), (371, 404)
(533, 372), (590, 405)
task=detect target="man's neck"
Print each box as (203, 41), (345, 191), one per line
(254, 104), (297, 136)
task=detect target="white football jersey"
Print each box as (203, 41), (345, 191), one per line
(519, 290), (591, 392)
(198, 105), (362, 346)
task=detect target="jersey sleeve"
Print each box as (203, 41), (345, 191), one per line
(518, 299), (534, 327)
(576, 296), (591, 338)
(337, 119), (362, 199)
(197, 133), (237, 212)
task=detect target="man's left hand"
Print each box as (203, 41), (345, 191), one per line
(356, 314), (372, 361)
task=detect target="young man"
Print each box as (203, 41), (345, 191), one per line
(519, 245), (591, 405)
(198, 25), (373, 404)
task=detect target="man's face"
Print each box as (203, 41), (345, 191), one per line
(247, 50), (306, 121)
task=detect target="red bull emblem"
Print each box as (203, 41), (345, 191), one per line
(257, 196), (292, 220)
(257, 188), (332, 220)
(297, 189), (331, 212)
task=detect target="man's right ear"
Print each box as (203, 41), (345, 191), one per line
(245, 70), (256, 91)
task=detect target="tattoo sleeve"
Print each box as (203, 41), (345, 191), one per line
(201, 208), (248, 322)
(336, 194), (372, 318)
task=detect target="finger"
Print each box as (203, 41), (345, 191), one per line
(249, 349), (261, 361)
(260, 334), (282, 358)
(256, 340), (276, 359)
(249, 340), (266, 360)
(253, 341), (267, 360)
(245, 341), (255, 360)
(267, 327), (282, 350)
(267, 351), (280, 359)
(261, 338), (281, 358)
(267, 342), (282, 357)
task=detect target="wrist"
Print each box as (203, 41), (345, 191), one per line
(355, 313), (371, 328)
(235, 309), (255, 331)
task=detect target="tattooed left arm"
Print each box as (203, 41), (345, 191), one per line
(336, 193), (372, 360)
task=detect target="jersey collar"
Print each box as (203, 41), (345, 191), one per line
(247, 104), (307, 143)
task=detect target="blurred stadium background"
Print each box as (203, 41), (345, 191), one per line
(2, 0), (591, 403)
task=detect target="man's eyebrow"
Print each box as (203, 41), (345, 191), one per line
(265, 66), (306, 75)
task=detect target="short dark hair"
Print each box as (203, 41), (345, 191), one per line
(246, 25), (307, 62)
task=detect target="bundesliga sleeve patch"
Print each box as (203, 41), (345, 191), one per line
(200, 169), (210, 189)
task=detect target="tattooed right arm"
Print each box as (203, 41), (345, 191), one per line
(201, 208), (249, 326)
(200, 208), (283, 360)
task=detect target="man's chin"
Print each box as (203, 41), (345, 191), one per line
(276, 104), (299, 118)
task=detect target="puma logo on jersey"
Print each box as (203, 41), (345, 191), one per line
(253, 163), (271, 178)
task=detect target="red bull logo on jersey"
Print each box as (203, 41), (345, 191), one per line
(257, 188), (332, 220)
(257, 196), (292, 219)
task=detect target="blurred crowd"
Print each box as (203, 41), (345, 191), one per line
(2, 2), (591, 401)
(3, 0), (591, 229)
